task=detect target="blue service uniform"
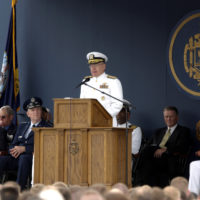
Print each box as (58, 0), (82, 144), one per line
(0, 119), (51, 190)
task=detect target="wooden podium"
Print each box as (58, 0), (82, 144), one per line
(34, 99), (132, 187)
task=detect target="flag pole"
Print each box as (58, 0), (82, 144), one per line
(12, 0), (20, 111)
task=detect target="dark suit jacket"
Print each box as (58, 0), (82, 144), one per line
(0, 124), (17, 151)
(6, 123), (17, 145)
(150, 124), (191, 155)
(10, 119), (52, 154)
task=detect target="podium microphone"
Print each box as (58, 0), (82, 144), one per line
(75, 77), (90, 88)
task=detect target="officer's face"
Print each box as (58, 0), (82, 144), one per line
(0, 110), (13, 127)
(89, 62), (106, 77)
(27, 107), (42, 124)
(163, 110), (178, 127)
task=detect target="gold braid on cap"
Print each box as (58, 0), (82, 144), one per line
(88, 58), (105, 64)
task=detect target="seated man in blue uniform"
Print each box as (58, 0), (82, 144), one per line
(0, 97), (52, 190)
(137, 106), (191, 187)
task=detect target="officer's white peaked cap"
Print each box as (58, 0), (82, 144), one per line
(86, 52), (108, 64)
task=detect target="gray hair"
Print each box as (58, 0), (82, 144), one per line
(0, 105), (15, 116)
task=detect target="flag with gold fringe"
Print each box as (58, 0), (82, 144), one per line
(0, 0), (20, 122)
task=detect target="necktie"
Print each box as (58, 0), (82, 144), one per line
(159, 128), (171, 148)
(25, 124), (36, 139)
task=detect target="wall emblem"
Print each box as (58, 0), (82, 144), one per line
(167, 10), (200, 99)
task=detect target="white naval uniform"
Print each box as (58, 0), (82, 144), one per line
(188, 160), (200, 196)
(80, 72), (123, 127)
(117, 122), (142, 155)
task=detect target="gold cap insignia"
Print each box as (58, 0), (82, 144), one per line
(89, 54), (94, 59)
(31, 98), (35, 103)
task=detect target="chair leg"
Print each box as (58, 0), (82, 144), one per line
(1, 172), (7, 184)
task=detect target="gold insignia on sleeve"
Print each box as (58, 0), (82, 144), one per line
(107, 75), (117, 79)
(100, 83), (108, 89)
(101, 96), (105, 101)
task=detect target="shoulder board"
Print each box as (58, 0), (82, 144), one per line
(107, 75), (117, 79)
(84, 75), (92, 79)
(130, 125), (137, 129)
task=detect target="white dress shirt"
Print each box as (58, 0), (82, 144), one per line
(117, 122), (142, 154)
(25, 121), (40, 139)
(167, 124), (178, 135)
(188, 160), (200, 196)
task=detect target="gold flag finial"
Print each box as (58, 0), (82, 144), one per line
(12, 0), (18, 7)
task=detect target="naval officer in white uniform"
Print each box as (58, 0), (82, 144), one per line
(188, 160), (200, 197)
(80, 51), (123, 127)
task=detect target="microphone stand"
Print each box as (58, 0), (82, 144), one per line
(83, 82), (131, 186)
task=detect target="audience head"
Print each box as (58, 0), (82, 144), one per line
(0, 105), (14, 127)
(163, 106), (179, 128)
(69, 185), (86, 200)
(152, 187), (167, 200)
(80, 189), (104, 200)
(170, 176), (189, 199)
(53, 182), (71, 200)
(18, 190), (42, 200)
(111, 183), (129, 195)
(39, 185), (64, 200)
(30, 183), (45, 194)
(90, 183), (107, 195)
(0, 181), (20, 200)
(3, 181), (20, 193)
(163, 186), (181, 200)
(23, 97), (43, 124)
(128, 185), (153, 200)
(105, 191), (128, 200)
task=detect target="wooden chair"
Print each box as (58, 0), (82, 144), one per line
(1, 170), (32, 189)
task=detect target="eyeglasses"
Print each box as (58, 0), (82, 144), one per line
(0, 116), (6, 119)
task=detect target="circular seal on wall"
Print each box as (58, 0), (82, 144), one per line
(167, 10), (200, 99)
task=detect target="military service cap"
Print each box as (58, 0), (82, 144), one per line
(86, 51), (108, 64)
(23, 97), (43, 111)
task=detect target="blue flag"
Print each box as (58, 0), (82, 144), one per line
(0, 0), (20, 121)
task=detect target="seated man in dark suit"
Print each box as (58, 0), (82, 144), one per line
(138, 106), (191, 187)
(0, 97), (52, 190)
(0, 106), (17, 155)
